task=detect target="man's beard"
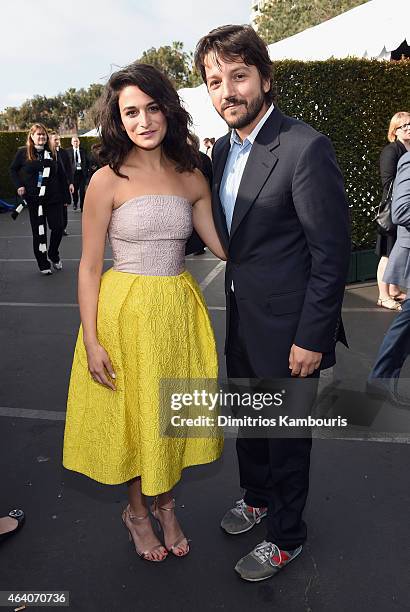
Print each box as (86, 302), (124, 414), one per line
(220, 90), (266, 130)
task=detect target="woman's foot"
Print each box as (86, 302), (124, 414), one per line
(0, 509), (25, 542)
(377, 297), (402, 311)
(152, 497), (190, 557)
(390, 291), (407, 302)
(122, 505), (168, 562)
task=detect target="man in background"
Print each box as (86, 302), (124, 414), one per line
(67, 136), (89, 211)
(49, 131), (74, 236)
(203, 136), (215, 158)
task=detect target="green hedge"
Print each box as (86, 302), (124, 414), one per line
(273, 58), (410, 248)
(0, 132), (99, 202)
(1, 58), (410, 247)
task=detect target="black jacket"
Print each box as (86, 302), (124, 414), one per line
(185, 151), (213, 255)
(10, 147), (68, 204)
(66, 146), (90, 179)
(55, 148), (73, 203)
(212, 108), (351, 375)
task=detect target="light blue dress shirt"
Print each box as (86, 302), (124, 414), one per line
(219, 104), (274, 233)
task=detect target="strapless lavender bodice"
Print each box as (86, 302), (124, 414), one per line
(108, 195), (192, 275)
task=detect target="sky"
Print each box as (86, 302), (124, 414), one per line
(0, 0), (253, 112)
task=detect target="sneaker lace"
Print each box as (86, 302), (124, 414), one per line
(253, 541), (282, 565)
(232, 499), (247, 516)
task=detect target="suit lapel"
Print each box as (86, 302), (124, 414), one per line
(212, 135), (231, 249)
(229, 109), (283, 241)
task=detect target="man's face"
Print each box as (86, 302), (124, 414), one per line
(204, 53), (270, 131)
(71, 137), (79, 148)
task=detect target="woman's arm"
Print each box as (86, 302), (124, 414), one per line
(79, 166), (116, 390)
(192, 171), (227, 260)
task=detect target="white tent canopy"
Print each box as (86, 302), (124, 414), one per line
(267, 0), (410, 61)
(178, 84), (227, 143)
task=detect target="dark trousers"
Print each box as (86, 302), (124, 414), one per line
(73, 171), (86, 211)
(370, 298), (410, 383)
(27, 198), (64, 270)
(226, 291), (317, 550)
(63, 204), (68, 230)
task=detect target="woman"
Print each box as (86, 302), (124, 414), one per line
(10, 124), (68, 274)
(63, 63), (226, 562)
(376, 111), (410, 309)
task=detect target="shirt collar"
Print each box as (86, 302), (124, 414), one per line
(230, 103), (275, 148)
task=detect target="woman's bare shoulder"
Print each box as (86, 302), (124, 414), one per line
(182, 167), (209, 202)
(91, 164), (117, 184)
(86, 165), (118, 207)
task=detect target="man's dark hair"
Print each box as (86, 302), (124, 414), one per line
(194, 25), (275, 105)
(94, 62), (199, 178)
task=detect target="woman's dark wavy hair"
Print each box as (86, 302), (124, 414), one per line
(94, 62), (200, 178)
(194, 24), (275, 105)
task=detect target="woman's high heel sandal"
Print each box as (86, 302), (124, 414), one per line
(151, 497), (190, 557)
(377, 297), (402, 311)
(121, 505), (167, 562)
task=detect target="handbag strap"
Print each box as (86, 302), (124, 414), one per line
(377, 180), (394, 214)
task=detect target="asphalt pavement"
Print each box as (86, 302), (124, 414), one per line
(0, 207), (409, 612)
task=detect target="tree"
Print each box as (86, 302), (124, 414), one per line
(0, 84), (105, 132)
(255, 0), (368, 44)
(13, 95), (64, 130)
(0, 106), (21, 131)
(137, 42), (201, 89)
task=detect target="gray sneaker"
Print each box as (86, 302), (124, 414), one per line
(220, 499), (267, 535)
(52, 260), (63, 270)
(235, 540), (302, 582)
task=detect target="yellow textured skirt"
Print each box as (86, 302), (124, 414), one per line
(63, 268), (223, 494)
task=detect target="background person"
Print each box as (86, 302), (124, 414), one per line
(67, 136), (89, 211)
(203, 136), (215, 157)
(49, 131), (74, 236)
(186, 133), (212, 255)
(63, 63), (226, 562)
(375, 111), (410, 310)
(368, 151), (410, 405)
(9, 123), (67, 274)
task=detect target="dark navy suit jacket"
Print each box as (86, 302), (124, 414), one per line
(212, 108), (351, 376)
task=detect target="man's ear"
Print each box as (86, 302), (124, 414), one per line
(263, 78), (271, 94)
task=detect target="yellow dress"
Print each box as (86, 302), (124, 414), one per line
(63, 195), (223, 494)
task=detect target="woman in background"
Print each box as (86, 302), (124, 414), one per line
(10, 124), (67, 274)
(376, 111), (410, 309)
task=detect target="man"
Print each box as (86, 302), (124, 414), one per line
(194, 25), (350, 582)
(203, 136), (215, 158)
(368, 151), (410, 406)
(67, 136), (89, 211)
(49, 131), (74, 235)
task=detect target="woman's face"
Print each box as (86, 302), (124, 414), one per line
(31, 129), (47, 146)
(50, 135), (60, 148)
(118, 85), (167, 151)
(395, 115), (410, 145)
